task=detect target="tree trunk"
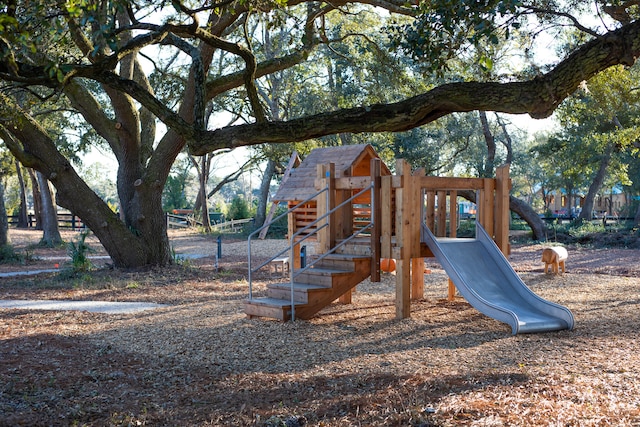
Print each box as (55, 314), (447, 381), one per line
(37, 172), (63, 246)
(199, 155), (211, 232)
(495, 113), (514, 164)
(0, 180), (9, 247)
(255, 159), (276, 229)
(28, 168), (42, 230)
(478, 111), (496, 177)
(565, 183), (574, 220)
(578, 143), (614, 221)
(509, 196), (548, 241)
(460, 190), (548, 241)
(14, 160), (29, 228)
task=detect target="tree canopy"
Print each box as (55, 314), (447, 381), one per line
(1, 0), (640, 266)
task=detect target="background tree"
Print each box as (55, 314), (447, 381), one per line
(228, 196), (251, 221)
(36, 171), (63, 246)
(162, 155), (194, 213)
(13, 159), (28, 228)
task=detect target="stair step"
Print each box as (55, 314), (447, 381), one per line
(269, 282), (331, 291)
(244, 297), (294, 321)
(295, 267), (353, 276)
(321, 253), (370, 261)
(267, 282), (332, 303)
(294, 267), (354, 286)
(316, 253), (369, 268)
(335, 244), (372, 256)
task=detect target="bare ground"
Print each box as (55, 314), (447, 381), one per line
(1, 229), (640, 426)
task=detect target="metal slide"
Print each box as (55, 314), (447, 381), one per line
(421, 223), (574, 334)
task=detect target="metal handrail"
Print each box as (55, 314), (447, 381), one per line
(286, 183), (374, 320)
(290, 184), (374, 279)
(247, 186), (329, 300)
(247, 181), (375, 321)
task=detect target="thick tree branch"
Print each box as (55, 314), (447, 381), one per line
(0, 126), (40, 169)
(188, 19), (640, 155)
(73, 68), (197, 141)
(603, 1), (640, 24)
(206, 47), (314, 99)
(63, 81), (122, 157)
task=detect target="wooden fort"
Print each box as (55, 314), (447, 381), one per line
(245, 144), (510, 321)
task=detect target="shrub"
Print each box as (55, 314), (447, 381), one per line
(67, 230), (94, 271)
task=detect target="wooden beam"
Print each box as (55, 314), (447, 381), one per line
(417, 176), (486, 190)
(335, 176), (371, 189)
(495, 164), (510, 256)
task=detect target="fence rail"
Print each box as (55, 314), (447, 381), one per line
(166, 212), (253, 232)
(8, 213), (85, 230)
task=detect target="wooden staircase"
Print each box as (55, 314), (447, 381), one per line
(244, 248), (372, 321)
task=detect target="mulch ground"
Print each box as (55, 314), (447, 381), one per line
(1, 229), (640, 426)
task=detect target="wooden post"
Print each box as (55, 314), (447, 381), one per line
(411, 168), (425, 300)
(411, 257), (424, 300)
(395, 159), (412, 319)
(370, 159), (382, 282)
(447, 191), (458, 300)
(449, 191), (457, 238)
(334, 185), (350, 241)
(495, 164), (510, 256)
(292, 238), (302, 270)
(316, 165), (329, 254)
(287, 202), (302, 269)
(482, 178), (495, 237)
(327, 164), (336, 250)
(426, 191), (436, 231)
(380, 175), (392, 259)
(436, 190), (447, 237)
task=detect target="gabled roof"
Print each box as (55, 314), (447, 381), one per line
(272, 144), (389, 202)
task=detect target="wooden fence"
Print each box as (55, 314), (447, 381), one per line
(8, 212), (254, 233)
(8, 213), (85, 230)
(166, 212), (253, 232)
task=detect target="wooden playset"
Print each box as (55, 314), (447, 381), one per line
(245, 144), (509, 318)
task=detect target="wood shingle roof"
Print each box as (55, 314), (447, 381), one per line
(272, 144), (389, 202)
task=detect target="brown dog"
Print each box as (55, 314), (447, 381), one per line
(541, 247), (568, 274)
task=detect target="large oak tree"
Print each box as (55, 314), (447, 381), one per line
(0, 0), (639, 267)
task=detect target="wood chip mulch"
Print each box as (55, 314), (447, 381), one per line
(1, 230), (640, 426)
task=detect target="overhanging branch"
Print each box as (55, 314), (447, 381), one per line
(188, 19), (640, 155)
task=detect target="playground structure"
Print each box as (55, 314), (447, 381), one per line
(246, 145), (574, 334)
